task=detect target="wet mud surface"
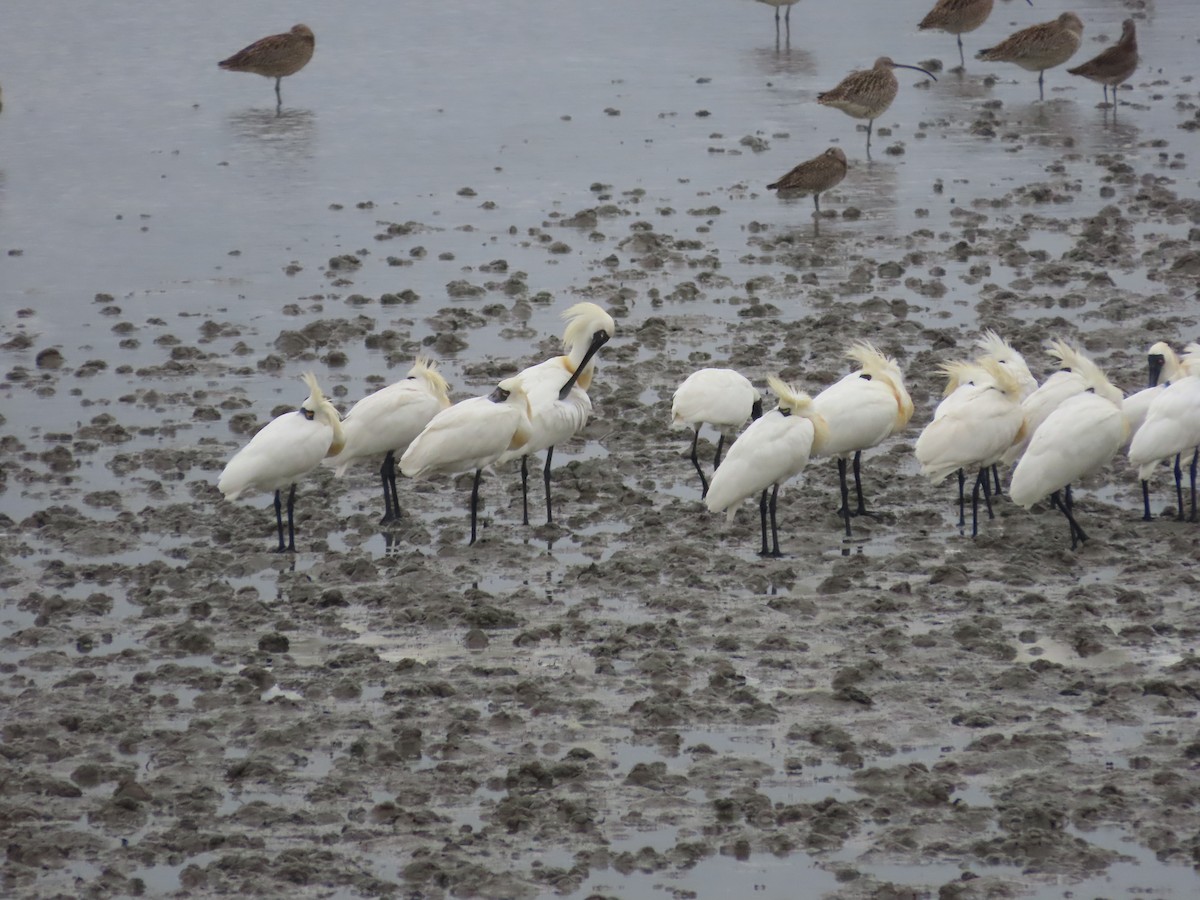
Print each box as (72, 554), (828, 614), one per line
(3, 1), (1200, 898)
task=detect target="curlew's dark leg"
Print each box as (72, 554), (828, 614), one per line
(837, 458), (852, 537)
(759, 488), (770, 556)
(1141, 479), (1152, 522)
(957, 468), (966, 527)
(543, 446), (555, 525)
(379, 451), (399, 524)
(957, 34), (964, 70)
(991, 463), (1003, 496)
(274, 77), (283, 104)
(1037, 70), (1044, 102)
(469, 469), (483, 545)
(690, 428), (710, 498)
(272, 489), (287, 552)
(1174, 454), (1185, 520)
(713, 434), (726, 470)
(852, 450), (867, 516)
(520, 455), (531, 526)
(866, 118), (874, 156)
(1190, 449), (1198, 522)
(284, 484), (297, 552)
(761, 484), (782, 557)
(814, 194), (821, 215)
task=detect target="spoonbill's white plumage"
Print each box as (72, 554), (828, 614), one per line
(916, 358), (1026, 536)
(812, 342), (914, 536)
(671, 368), (763, 498)
(400, 378), (532, 545)
(705, 376), (827, 557)
(218, 371), (345, 552)
(1121, 342), (1186, 519)
(1009, 358), (1127, 549)
(324, 357), (451, 524)
(959, 330), (1036, 493)
(496, 303), (614, 526)
(1128, 371), (1200, 524)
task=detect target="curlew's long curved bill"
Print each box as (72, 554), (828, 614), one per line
(892, 63), (938, 82)
(558, 330), (611, 401)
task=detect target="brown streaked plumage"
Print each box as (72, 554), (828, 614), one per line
(219, 24), (315, 107)
(918, 0), (1033, 69)
(767, 148), (848, 214)
(1068, 19), (1138, 109)
(977, 12), (1084, 100)
(816, 58), (937, 155)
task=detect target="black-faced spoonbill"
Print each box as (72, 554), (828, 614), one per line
(971, 330), (1037, 494)
(1128, 351), (1200, 524)
(325, 357), (451, 525)
(400, 378), (532, 545)
(915, 358), (1026, 536)
(705, 376), (828, 557)
(1122, 342), (1186, 520)
(218, 371), (345, 553)
(496, 303), (614, 526)
(671, 368), (764, 499)
(812, 342), (914, 537)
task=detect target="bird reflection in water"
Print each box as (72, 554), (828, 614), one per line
(226, 108), (316, 164)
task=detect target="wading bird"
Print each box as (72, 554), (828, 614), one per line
(218, 372), (344, 553)
(219, 24), (315, 109)
(918, 0), (1033, 70)
(1122, 342), (1186, 520)
(400, 378), (532, 545)
(497, 303), (615, 526)
(325, 357), (451, 524)
(1128, 362), (1200, 524)
(705, 376), (827, 557)
(977, 12), (1084, 100)
(671, 368), (763, 498)
(1009, 360), (1127, 549)
(757, 0), (801, 36)
(971, 329), (1037, 492)
(817, 57), (937, 155)
(1067, 18), (1138, 111)
(767, 148), (849, 216)
(812, 342), (914, 537)
(915, 358), (1026, 536)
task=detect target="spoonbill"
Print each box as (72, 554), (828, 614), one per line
(705, 376), (828, 557)
(325, 357), (451, 524)
(1009, 361), (1127, 549)
(816, 57), (937, 156)
(812, 342), (914, 536)
(977, 13), (1084, 101)
(969, 329), (1037, 493)
(1067, 19), (1138, 110)
(1128, 353), (1200, 524)
(400, 378), (532, 545)
(218, 24), (315, 109)
(915, 358), (1026, 536)
(671, 368), (763, 498)
(496, 303), (614, 526)
(218, 372), (345, 553)
(1122, 342), (1186, 520)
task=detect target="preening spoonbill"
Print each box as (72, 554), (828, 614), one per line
(916, 358), (1026, 536)
(816, 58), (937, 156)
(1128, 371), (1200, 524)
(671, 368), (763, 498)
(1122, 342), (1185, 520)
(218, 24), (315, 109)
(812, 342), (914, 536)
(496, 303), (614, 526)
(969, 330), (1037, 493)
(400, 378), (533, 545)
(1009, 361), (1128, 549)
(218, 371), (345, 553)
(324, 357), (451, 524)
(705, 376), (828, 557)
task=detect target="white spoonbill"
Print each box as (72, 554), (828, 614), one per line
(218, 371), (345, 553)
(966, 330), (1036, 494)
(324, 357), (451, 524)
(1009, 361), (1128, 550)
(705, 376), (828, 557)
(916, 358), (1026, 536)
(496, 303), (615, 526)
(812, 342), (914, 536)
(1122, 341), (1186, 520)
(1128, 367), (1200, 525)
(400, 378), (532, 545)
(671, 368), (763, 498)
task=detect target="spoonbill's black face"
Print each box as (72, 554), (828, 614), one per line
(302, 408), (315, 420)
(489, 387), (511, 403)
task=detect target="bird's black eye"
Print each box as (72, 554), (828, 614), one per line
(489, 386), (511, 403)
(779, 407), (792, 418)
(1062, 367), (1072, 373)
(302, 408), (315, 420)
(859, 373), (873, 381)
(1085, 387), (1095, 394)
(406, 376), (416, 380)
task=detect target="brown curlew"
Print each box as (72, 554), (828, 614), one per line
(816, 58), (937, 156)
(219, 24), (315, 108)
(917, 0), (1033, 70)
(977, 12), (1084, 100)
(767, 148), (848, 215)
(1068, 18), (1138, 110)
